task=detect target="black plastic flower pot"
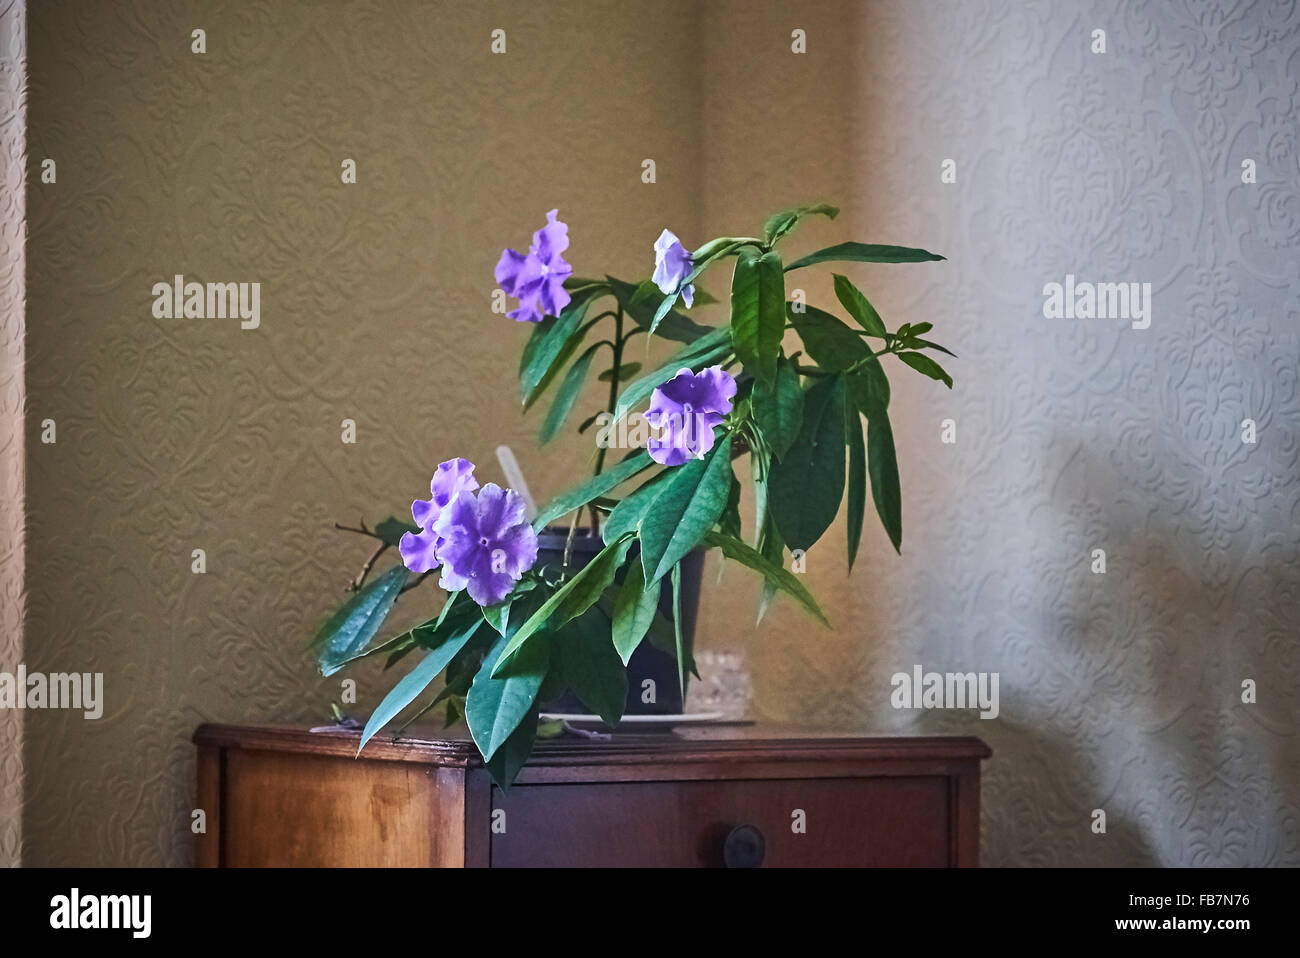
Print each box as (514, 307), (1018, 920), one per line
(534, 528), (704, 717)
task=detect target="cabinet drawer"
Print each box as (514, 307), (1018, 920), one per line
(491, 775), (951, 867)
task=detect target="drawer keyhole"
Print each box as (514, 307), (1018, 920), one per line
(722, 824), (765, 868)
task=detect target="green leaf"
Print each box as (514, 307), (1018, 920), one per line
(908, 337), (957, 358)
(719, 469), (743, 540)
(467, 621), (550, 762)
(756, 508), (784, 623)
(613, 326), (733, 420)
(312, 564), (408, 676)
(484, 703), (538, 790)
(611, 558), (659, 665)
(597, 362), (642, 382)
(482, 596), (512, 635)
(372, 516), (418, 547)
(603, 472), (669, 544)
(609, 277), (714, 344)
(639, 436), (733, 585)
(832, 274), (888, 337)
(763, 203), (839, 245)
(539, 342), (600, 443)
(703, 530), (829, 626)
(552, 607), (627, 727)
(867, 407), (903, 553)
(357, 615), (482, 753)
(491, 536), (635, 676)
(730, 248), (785, 385)
(787, 304), (869, 373)
(897, 351), (953, 388)
(767, 375), (847, 552)
(785, 242), (945, 272)
(752, 355), (804, 460)
(532, 450), (653, 531)
(848, 352), (891, 414)
(671, 562), (686, 699)
(845, 400), (867, 571)
(519, 289), (597, 406)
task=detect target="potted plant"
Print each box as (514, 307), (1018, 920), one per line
(311, 203), (952, 788)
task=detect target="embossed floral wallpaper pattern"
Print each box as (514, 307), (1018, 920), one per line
(10, 0), (1300, 866)
(0, 0), (24, 870)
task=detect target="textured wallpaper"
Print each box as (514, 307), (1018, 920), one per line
(21, 0), (702, 867)
(0, 0), (24, 870)
(16, 0), (1300, 866)
(696, 0), (1300, 866)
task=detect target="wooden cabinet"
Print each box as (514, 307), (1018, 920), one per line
(193, 724), (990, 867)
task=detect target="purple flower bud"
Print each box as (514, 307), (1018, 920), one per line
(495, 210), (574, 323)
(399, 458), (480, 573)
(645, 365), (737, 466)
(431, 483), (539, 606)
(652, 229), (694, 308)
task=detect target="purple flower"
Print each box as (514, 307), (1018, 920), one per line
(495, 209), (574, 323)
(432, 483), (539, 606)
(653, 229), (694, 308)
(399, 458), (479, 574)
(645, 365), (737, 466)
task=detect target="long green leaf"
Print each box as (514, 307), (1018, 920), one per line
(467, 622), (550, 762)
(756, 508), (784, 623)
(788, 303), (868, 372)
(313, 564), (408, 676)
(519, 289), (597, 405)
(539, 342), (601, 443)
(785, 242), (945, 272)
(867, 407), (902, 553)
(767, 376), (847, 552)
(845, 401), (867, 571)
(639, 436), (733, 585)
(671, 562), (686, 699)
(752, 355), (804, 460)
(532, 450), (653, 530)
(357, 615), (482, 753)
(703, 530), (829, 626)
(490, 536), (635, 676)
(607, 276), (714, 344)
(613, 327), (733, 420)
(763, 203), (839, 245)
(603, 472), (670, 544)
(730, 248), (785, 385)
(611, 558), (659, 665)
(553, 607), (627, 726)
(848, 352), (891, 414)
(897, 351), (953, 388)
(484, 703), (539, 790)
(832, 273), (887, 337)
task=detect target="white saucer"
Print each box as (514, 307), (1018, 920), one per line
(539, 711), (725, 725)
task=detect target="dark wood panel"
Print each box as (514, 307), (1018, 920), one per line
(491, 777), (951, 867)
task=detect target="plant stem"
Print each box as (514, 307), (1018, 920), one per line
(588, 304), (625, 536)
(592, 304), (624, 480)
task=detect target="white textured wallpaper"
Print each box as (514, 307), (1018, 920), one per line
(11, 0), (1300, 866)
(696, 0), (1300, 866)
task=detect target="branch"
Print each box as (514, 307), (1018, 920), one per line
(400, 571), (433, 594)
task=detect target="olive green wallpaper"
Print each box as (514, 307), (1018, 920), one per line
(21, 0), (703, 866)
